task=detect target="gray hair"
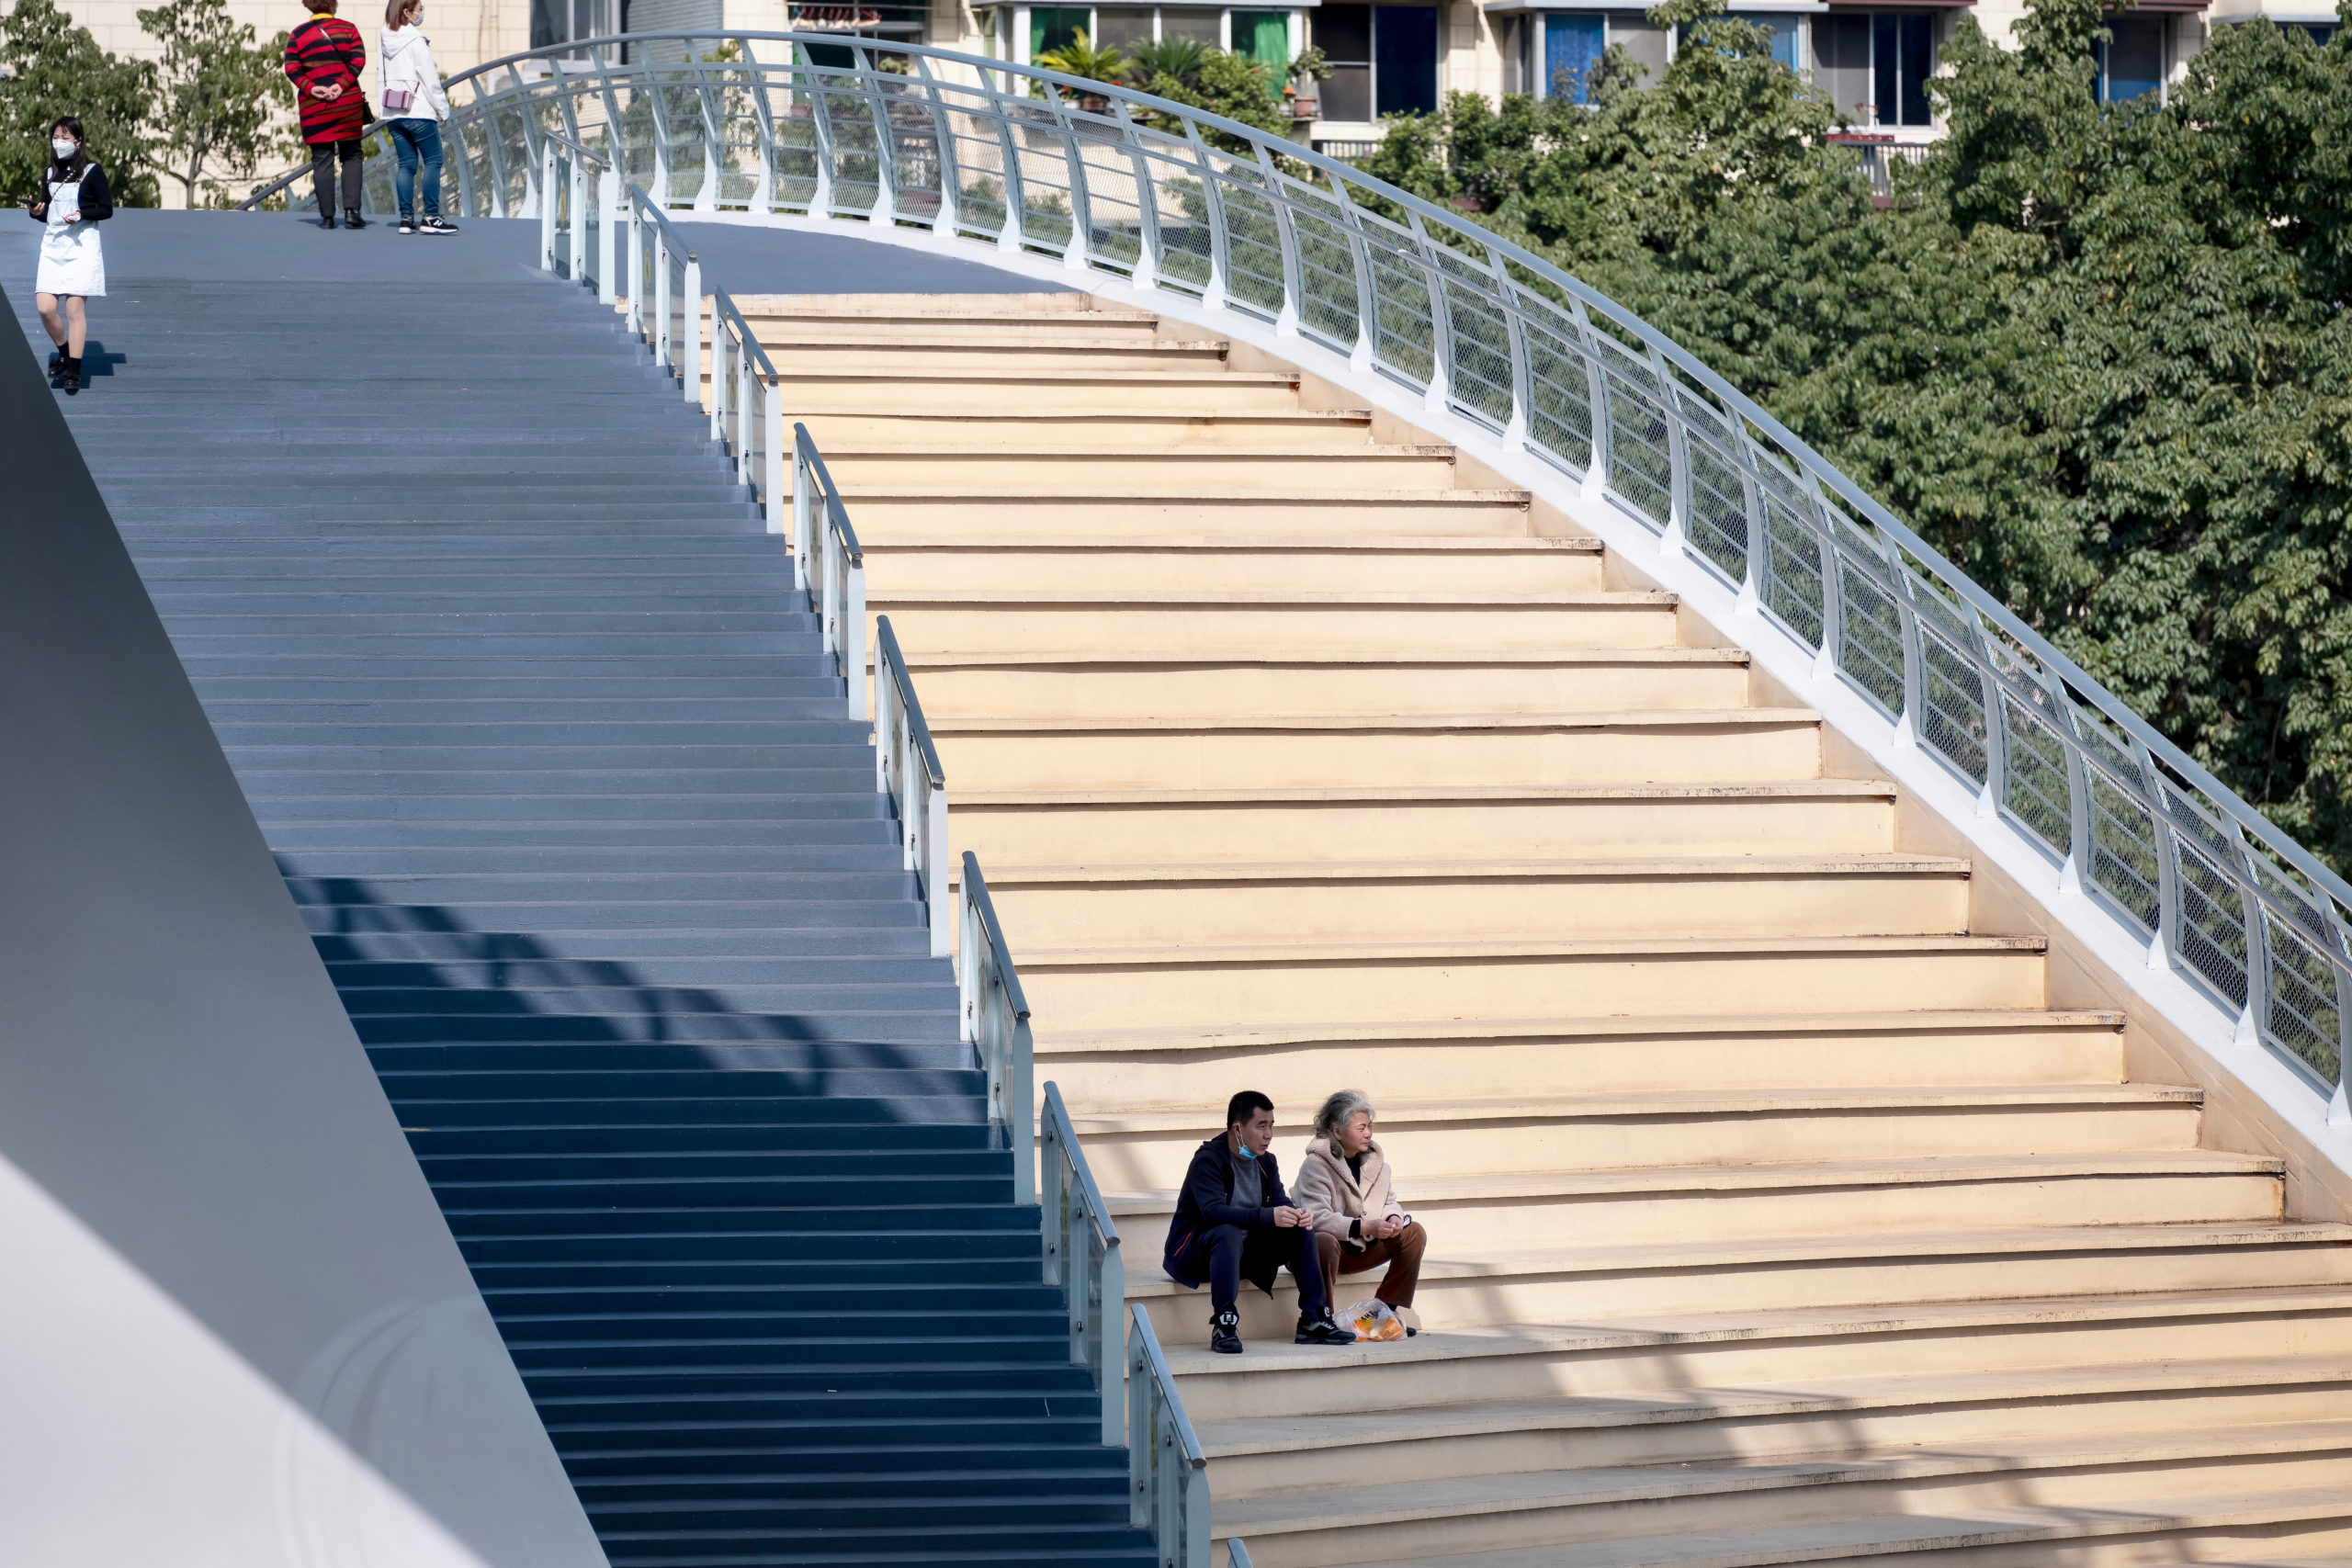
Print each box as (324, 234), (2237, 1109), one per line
(1313, 1089), (1375, 1142)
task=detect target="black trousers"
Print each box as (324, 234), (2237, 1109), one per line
(311, 138), (363, 217)
(1172, 1222), (1329, 1316)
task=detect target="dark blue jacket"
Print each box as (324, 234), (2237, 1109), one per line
(1163, 1134), (1295, 1286)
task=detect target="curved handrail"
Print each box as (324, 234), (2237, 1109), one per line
(408, 30), (2352, 1106)
(1041, 1080), (1125, 1442)
(875, 615), (945, 789)
(1127, 1304), (1212, 1563)
(545, 128), (608, 168)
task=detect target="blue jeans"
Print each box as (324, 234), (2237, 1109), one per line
(388, 118), (442, 219)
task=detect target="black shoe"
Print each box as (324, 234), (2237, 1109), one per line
(59, 356), (79, 395)
(1295, 1309), (1357, 1346)
(48, 345), (63, 374)
(316, 212), (337, 229)
(1209, 1309), (1242, 1355)
(344, 209), (368, 230)
(398, 214), (416, 234)
(420, 215), (458, 234)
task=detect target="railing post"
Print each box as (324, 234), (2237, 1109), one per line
(539, 141), (558, 269)
(597, 166), (619, 305)
(924, 783), (949, 957)
(1098, 1238), (1126, 1445)
(570, 151), (588, 279)
(708, 294), (726, 439)
(764, 383), (786, 541)
(682, 252), (702, 408)
(792, 436), (813, 586)
(652, 227), (672, 367)
(844, 545), (867, 723)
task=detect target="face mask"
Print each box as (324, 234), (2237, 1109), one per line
(51, 139), (76, 159)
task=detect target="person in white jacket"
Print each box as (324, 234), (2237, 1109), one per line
(380, 0), (458, 233)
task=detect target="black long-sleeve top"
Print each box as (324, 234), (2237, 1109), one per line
(27, 164), (114, 223)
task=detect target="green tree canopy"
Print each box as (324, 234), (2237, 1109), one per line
(138, 0), (294, 207)
(1364, 0), (2352, 872)
(0, 0), (159, 204)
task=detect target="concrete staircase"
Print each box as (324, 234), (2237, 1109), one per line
(24, 276), (1153, 1567)
(739, 292), (2352, 1568)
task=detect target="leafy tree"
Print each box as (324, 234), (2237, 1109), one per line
(1035, 28), (1128, 88)
(1358, 0), (2352, 869)
(1125, 36), (1207, 90)
(0, 0), (158, 204)
(1133, 48), (1292, 150)
(137, 0), (294, 207)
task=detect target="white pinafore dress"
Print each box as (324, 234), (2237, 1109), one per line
(36, 169), (105, 298)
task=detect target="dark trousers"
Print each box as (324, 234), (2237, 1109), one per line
(311, 138), (364, 217)
(388, 118), (442, 218)
(1316, 1219), (1429, 1309)
(1176, 1222), (1328, 1316)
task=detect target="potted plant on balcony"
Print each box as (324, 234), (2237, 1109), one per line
(1286, 45), (1330, 121)
(1035, 30), (1127, 114)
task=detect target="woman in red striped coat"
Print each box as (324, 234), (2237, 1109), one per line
(284, 0), (370, 229)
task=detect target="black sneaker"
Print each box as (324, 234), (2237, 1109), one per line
(47, 345), (63, 374)
(316, 213), (336, 229)
(343, 209), (368, 230)
(420, 216), (459, 234)
(398, 215), (416, 234)
(1209, 1309), (1242, 1355)
(59, 356), (79, 395)
(1295, 1309), (1357, 1346)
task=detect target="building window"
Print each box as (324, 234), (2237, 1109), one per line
(1032, 5), (1092, 56)
(2290, 21), (2336, 45)
(1315, 4), (1438, 119)
(1096, 3), (1154, 46)
(1748, 12), (1804, 69)
(1812, 11), (1932, 128)
(1232, 7), (1293, 67)
(2095, 13), (2165, 101)
(1537, 14), (1602, 99)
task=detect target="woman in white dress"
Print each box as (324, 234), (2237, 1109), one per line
(28, 116), (111, 395)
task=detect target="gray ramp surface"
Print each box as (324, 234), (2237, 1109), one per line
(14, 212), (1143, 1567)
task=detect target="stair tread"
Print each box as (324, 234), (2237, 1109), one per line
(872, 588), (1667, 606)
(1125, 1219), (2349, 1299)
(960, 780), (1898, 806)
(1072, 1080), (2187, 1133)
(968, 853), (1971, 886)
(933, 708), (1816, 736)
(1318, 1483), (2352, 1568)
(1166, 1282), (2352, 1382)
(1036, 1008), (2123, 1055)
(1018, 931), (2046, 969)
(1102, 1147), (2283, 1213)
(901, 648), (1736, 668)
(870, 533), (1586, 552)
(1216, 1416), (2352, 1534)
(834, 483), (1531, 502)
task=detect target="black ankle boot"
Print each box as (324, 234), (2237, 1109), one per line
(60, 355), (81, 394)
(1209, 1309), (1242, 1355)
(317, 210), (336, 229)
(343, 208), (368, 230)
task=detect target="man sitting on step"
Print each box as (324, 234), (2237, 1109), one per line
(1163, 1090), (1359, 1354)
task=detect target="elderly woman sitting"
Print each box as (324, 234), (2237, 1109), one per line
(1295, 1089), (1428, 1335)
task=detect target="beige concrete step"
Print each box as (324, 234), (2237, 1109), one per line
(1169, 1288), (2352, 1427)
(1101, 1149), (2279, 1258)
(1015, 932), (2048, 1029)
(1074, 1083), (2201, 1191)
(857, 535), (1606, 594)
(893, 650), (1744, 717)
(966, 854), (1971, 946)
(774, 366), (1304, 410)
(733, 293), (1161, 338)
(1310, 1482), (2352, 1568)
(956, 782), (1900, 865)
(832, 486), (1532, 536)
(871, 592), (1681, 656)
(1126, 1220), (2352, 1337)
(817, 441), (1460, 490)
(754, 333), (1227, 370)
(1035, 1009), (2126, 1105)
(790, 405), (1377, 446)
(1225, 1448), (2352, 1568)
(928, 711), (1822, 793)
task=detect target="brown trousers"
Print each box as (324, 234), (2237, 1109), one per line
(1315, 1219), (1428, 1309)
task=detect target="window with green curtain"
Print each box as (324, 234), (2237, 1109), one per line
(1031, 6), (1092, 57)
(1234, 8), (1291, 80)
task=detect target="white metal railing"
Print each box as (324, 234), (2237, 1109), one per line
(709, 288), (786, 518)
(874, 615), (949, 953)
(1041, 1080), (1125, 1444)
(958, 852), (1037, 1208)
(1129, 1305), (1213, 1568)
(791, 423), (868, 723)
(356, 29), (2348, 1123)
(538, 130), (614, 288)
